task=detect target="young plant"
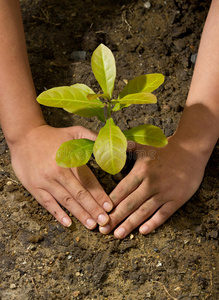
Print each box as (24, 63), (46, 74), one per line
(37, 44), (167, 175)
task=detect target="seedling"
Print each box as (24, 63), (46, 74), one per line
(37, 44), (167, 175)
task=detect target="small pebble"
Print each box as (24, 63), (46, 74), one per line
(0, 167), (6, 175)
(156, 261), (162, 267)
(73, 290), (80, 297)
(184, 239), (190, 244)
(5, 180), (17, 192)
(144, 1), (151, 9)
(10, 283), (16, 289)
(130, 234), (134, 240)
(197, 237), (202, 243)
(191, 53), (198, 64)
(27, 244), (37, 251)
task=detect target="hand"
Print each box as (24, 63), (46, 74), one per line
(10, 124), (113, 229)
(99, 134), (206, 238)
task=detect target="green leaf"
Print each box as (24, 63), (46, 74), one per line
(37, 84), (105, 122)
(91, 44), (116, 98)
(119, 74), (164, 99)
(123, 124), (168, 147)
(112, 103), (123, 112)
(93, 118), (127, 175)
(87, 92), (110, 101)
(56, 139), (94, 168)
(112, 92), (157, 105)
(112, 103), (131, 112)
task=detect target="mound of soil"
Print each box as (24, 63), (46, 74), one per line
(0, 0), (218, 299)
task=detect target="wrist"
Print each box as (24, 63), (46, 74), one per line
(173, 104), (218, 164)
(2, 105), (46, 149)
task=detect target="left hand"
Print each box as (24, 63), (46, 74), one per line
(9, 124), (113, 229)
(99, 134), (206, 239)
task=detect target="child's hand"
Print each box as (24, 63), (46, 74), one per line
(99, 134), (206, 238)
(10, 124), (113, 229)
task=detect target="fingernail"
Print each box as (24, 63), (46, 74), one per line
(99, 224), (111, 234)
(62, 217), (72, 227)
(103, 202), (112, 212)
(115, 227), (126, 239)
(97, 214), (108, 226)
(86, 218), (96, 229)
(140, 225), (149, 235)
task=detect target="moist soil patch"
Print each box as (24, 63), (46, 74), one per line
(0, 1), (218, 299)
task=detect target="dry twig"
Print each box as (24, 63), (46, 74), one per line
(151, 280), (178, 300)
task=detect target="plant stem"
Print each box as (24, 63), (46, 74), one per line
(107, 102), (112, 119)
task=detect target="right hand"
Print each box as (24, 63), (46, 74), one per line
(9, 124), (113, 229)
(99, 134), (206, 238)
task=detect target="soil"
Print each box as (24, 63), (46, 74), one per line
(0, 0), (218, 299)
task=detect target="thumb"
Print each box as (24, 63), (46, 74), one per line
(68, 125), (98, 141)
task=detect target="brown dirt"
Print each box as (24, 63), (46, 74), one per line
(0, 0), (218, 299)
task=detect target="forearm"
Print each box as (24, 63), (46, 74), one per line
(175, 0), (219, 161)
(0, 0), (45, 146)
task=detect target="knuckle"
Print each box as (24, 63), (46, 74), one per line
(121, 218), (137, 234)
(89, 206), (100, 217)
(148, 173), (159, 185)
(95, 193), (105, 203)
(82, 175), (96, 187)
(109, 214), (119, 226)
(42, 198), (53, 210)
(56, 167), (66, 177)
(124, 218), (134, 228)
(139, 205), (149, 216)
(62, 194), (74, 206)
(73, 125), (84, 138)
(116, 185), (126, 197)
(75, 189), (89, 202)
(159, 208), (170, 220)
(148, 208), (170, 231)
(133, 175), (143, 186)
(147, 219), (158, 231)
(41, 170), (51, 182)
(125, 199), (136, 212)
(56, 166), (63, 174)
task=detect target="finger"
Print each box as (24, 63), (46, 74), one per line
(52, 169), (110, 226)
(42, 182), (99, 229)
(73, 165), (113, 212)
(139, 200), (178, 235)
(109, 164), (144, 206)
(113, 197), (159, 239)
(68, 125), (98, 141)
(100, 181), (156, 235)
(32, 189), (73, 227)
